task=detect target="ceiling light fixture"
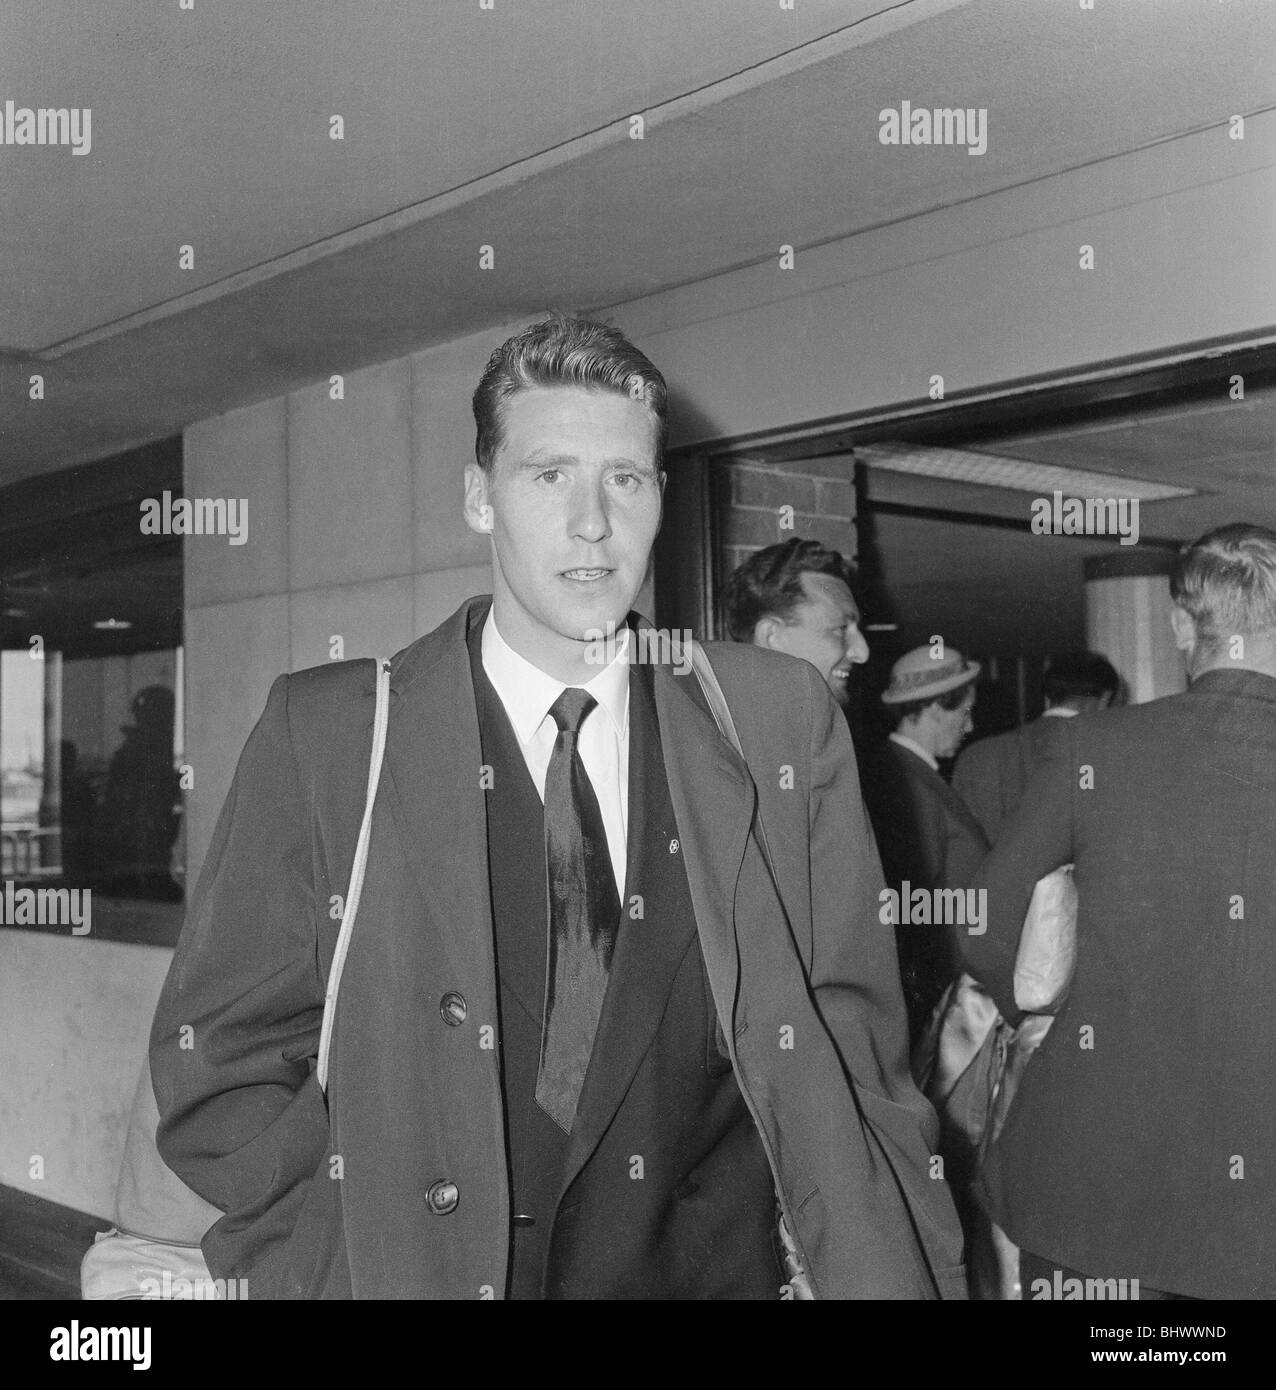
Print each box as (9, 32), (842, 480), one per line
(858, 443), (1196, 501)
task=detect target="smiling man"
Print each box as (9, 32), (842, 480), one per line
(722, 537), (870, 705)
(150, 315), (964, 1301)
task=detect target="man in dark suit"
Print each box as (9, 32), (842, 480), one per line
(953, 651), (1119, 844)
(150, 315), (965, 1300)
(862, 644), (987, 1041)
(966, 523), (1276, 1300)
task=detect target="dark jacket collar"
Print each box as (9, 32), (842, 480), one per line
(1186, 667), (1276, 704)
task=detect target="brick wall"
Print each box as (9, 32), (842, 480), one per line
(718, 456), (858, 585)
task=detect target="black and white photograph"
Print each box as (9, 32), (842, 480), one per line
(0, 0), (1272, 1355)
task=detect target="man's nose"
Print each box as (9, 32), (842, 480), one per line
(569, 481), (611, 542)
(846, 628), (870, 665)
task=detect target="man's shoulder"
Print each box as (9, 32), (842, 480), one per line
(955, 726), (1018, 773)
(697, 637), (822, 699)
(283, 596), (484, 719)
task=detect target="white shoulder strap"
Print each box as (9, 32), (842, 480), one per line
(689, 639), (746, 757)
(688, 640), (780, 885)
(316, 656), (392, 1093)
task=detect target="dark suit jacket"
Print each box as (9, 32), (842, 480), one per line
(952, 715), (1071, 844)
(863, 740), (990, 1034)
(965, 669), (1276, 1298)
(151, 597), (966, 1299)
(870, 740), (990, 890)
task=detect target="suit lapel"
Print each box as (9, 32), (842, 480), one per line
(381, 597), (497, 997)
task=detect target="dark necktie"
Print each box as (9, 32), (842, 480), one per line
(535, 688), (620, 1132)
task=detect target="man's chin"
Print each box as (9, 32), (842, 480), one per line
(827, 675), (851, 707)
(556, 593), (638, 639)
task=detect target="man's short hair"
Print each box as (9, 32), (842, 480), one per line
(472, 313), (668, 474)
(721, 536), (857, 644)
(886, 684), (971, 731)
(1043, 651), (1120, 705)
(1170, 523), (1276, 654)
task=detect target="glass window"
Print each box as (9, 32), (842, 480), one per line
(0, 441), (184, 945)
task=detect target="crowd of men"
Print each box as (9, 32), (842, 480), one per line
(724, 525), (1276, 1301)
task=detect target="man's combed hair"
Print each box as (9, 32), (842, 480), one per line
(472, 313), (668, 473)
(721, 536), (857, 643)
(1170, 523), (1276, 651)
(1043, 651), (1120, 705)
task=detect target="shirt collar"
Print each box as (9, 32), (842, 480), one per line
(1042, 706), (1079, 718)
(481, 607), (630, 745)
(889, 731), (939, 771)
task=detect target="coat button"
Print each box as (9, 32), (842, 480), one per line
(426, 1180), (459, 1215)
(439, 992), (467, 1026)
(512, 1213), (536, 1228)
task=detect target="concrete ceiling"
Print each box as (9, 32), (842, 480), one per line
(980, 387), (1276, 537)
(2, 0), (1274, 482)
(854, 384), (1276, 535)
(858, 385), (1276, 665)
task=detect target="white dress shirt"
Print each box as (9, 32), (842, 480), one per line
(889, 730), (940, 772)
(481, 608), (630, 897)
(1042, 706), (1079, 718)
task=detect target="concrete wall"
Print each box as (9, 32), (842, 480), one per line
(612, 117), (1276, 447)
(0, 934), (172, 1216)
(181, 326), (509, 885)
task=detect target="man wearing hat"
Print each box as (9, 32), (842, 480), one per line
(862, 643), (986, 1041)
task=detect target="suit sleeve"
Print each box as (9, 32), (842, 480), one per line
(802, 668), (965, 1277)
(964, 720), (1077, 1021)
(150, 673), (329, 1288)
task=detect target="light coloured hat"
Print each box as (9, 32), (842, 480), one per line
(881, 645), (980, 705)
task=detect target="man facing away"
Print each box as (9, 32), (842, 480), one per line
(150, 315), (965, 1300)
(966, 524), (1276, 1300)
(953, 651), (1119, 845)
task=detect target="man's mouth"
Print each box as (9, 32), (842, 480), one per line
(830, 666), (851, 681)
(560, 568), (613, 582)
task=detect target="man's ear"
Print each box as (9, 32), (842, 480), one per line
(463, 464), (494, 535)
(1169, 604), (1196, 653)
(754, 615), (784, 652)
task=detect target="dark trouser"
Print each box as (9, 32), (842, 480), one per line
(1020, 1249), (1195, 1301)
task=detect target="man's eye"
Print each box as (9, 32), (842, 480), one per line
(611, 473), (636, 488)
(536, 469), (560, 484)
